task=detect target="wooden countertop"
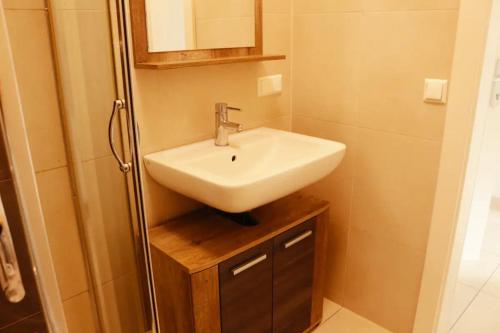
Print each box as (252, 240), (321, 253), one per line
(149, 192), (329, 274)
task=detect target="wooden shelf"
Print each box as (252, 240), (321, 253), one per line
(135, 54), (286, 70)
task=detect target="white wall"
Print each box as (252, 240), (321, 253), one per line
(462, 34), (500, 259)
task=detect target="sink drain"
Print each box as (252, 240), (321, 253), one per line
(231, 155), (237, 162)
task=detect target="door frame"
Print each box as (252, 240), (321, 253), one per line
(413, 0), (500, 331)
(0, 3), (68, 332)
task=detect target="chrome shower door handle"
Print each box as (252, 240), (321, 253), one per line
(109, 99), (132, 173)
(0, 194), (25, 303)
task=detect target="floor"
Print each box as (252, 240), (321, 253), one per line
(450, 204), (500, 332)
(313, 299), (390, 333)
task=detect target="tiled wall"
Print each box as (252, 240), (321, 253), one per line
(194, 0), (256, 49)
(2, 1), (96, 332)
(292, 1), (459, 332)
(134, 0), (293, 226)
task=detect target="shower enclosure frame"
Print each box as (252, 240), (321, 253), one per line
(0, 2), (68, 332)
(0, 0), (161, 331)
(45, 0), (160, 331)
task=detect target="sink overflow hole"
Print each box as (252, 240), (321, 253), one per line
(231, 155), (237, 162)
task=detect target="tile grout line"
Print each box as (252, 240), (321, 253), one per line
(477, 264), (500, 297)
(316, 305), (343, 330)
(293, 114), (444, 143)
(449, 286), (480, 331)
(451, 263), (500, 331)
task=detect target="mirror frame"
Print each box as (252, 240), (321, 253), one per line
(129, 0), (284, 69)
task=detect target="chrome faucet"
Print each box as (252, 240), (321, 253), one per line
(215, 103), (243, 146)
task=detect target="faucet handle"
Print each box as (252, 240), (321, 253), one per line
(215, 103), (241, 113)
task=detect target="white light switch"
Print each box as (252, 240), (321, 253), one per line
(258, 75), (282, 97)
(424, 79), (448, 104)
(495, 59), (500, 78)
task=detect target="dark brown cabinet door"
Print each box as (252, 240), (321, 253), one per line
(219, 240), (273, 333)
(273, 219), (316, 333)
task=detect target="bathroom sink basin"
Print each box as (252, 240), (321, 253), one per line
(144, 128), (346, 213)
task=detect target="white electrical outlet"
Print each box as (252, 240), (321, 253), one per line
(258, 75), (282, 97)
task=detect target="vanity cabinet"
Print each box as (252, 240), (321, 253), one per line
(149, 193), (328, 333)
(219, 241), (274, 333)
(273, 221), (316, 333)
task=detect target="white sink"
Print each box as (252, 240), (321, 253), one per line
(144, 128), (346, 213)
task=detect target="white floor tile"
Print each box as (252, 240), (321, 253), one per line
(322, 298), (341, 324)
(482, 218), (500, 256)
(314, 308), (390, 333)
(485, 208), (500, 221)
(483, 267), (500, 299)
(451, 292), (500, 333)
(458, 252), (500, 289)
(449, 283), (478, 328)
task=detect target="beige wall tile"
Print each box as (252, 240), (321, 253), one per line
(5, 10), (67, 172)
(63, 292), (97, 333)
(264, 0), (291, 14)
(37, 167), (88, 300)
(144, 172), (202, 227)
(80, 156), (136, 283)
(99, 274), (144, 333)
(350, 128), (441, 252)
(364, 0), (459, 11)
(344, 227), (425, 333)
(293, 13), (362, 125)
(2, 0), (45, 9)
(194, 0), (255, 19)
(52, 0), (107, 10)
(358, 11), (458, 140)
(293, 116), (358, 303)
(196, 17), (256, 50)
(263, 13), (290, 55)
(294, 0), (364, 13)
(56, 9), (117, 161)
(135, 64), (254, 155)
(260, 114), (291, 130)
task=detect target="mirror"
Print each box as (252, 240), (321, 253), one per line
(145, 0), (256, 52)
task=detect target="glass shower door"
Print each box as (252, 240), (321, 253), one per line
(47, 0), (154, 332)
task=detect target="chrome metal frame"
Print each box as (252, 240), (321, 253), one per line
(113, 0), (160, 331)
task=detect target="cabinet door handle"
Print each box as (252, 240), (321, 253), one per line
(284, 230), (313, 249)
(231, 254), (267, 276)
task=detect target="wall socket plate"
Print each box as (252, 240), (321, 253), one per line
(258, 75), (282, 97)
(424, 79), (448, 104)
